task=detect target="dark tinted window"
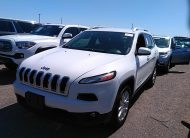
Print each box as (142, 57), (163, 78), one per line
(31, 25), (63, 37)
(145, 34), (154, 49)
(154, 37), (170, 48)
(174, 37), (190, 48)
(0, 20), (15, 32)
(17, 21), (40, 33)
(136, 34), (146, 51)
(64, 27), (79, 37)
(64, 31), (134, 55)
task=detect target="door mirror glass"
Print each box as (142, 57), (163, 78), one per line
(62, 33), (72, 39)
(137, 47), (151, 55)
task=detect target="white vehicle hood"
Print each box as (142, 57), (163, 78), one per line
(157, 47), (170, 53)
(22, 48), (123, 81)
(0, 34), (56, 42)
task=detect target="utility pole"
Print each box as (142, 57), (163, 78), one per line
(61, 17), (62, 24)
(131, 23), (134, 29)
(38, 14), (41, 23)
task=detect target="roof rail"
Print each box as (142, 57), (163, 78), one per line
(90, 26), (106, 29)
(132, 27), (148, 32)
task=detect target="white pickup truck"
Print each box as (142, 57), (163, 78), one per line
(0, 24), (88, 69)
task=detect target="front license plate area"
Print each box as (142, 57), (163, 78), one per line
(25, 92), (45, 109)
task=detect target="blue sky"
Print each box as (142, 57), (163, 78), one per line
(0, 0), (189, 36)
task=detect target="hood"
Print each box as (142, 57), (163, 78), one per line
(0, 34), (55, 42)
(157, 47), (171, 53)
(21, 48), (123, 81)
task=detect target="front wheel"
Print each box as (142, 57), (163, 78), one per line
(163, 60), (171, 73)
(110, 86), (131, 128)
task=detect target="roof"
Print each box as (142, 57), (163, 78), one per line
(0, 17), (38, 24)
(44, 24), (88, 28)
(153, 35), (171, 39)
(88, 27), (149, 34)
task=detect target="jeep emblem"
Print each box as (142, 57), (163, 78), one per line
(41, 66), (50, 71)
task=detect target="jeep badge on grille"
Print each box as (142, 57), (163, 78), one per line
(41, 66), (50, 71)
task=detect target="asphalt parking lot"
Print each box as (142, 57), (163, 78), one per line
(0, 64), (190, 138)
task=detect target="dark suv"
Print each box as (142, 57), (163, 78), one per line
(0, 18), (41, 36)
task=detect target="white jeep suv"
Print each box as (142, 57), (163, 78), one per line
(14, 27), (159, 127)
(0, 24), (88, 69)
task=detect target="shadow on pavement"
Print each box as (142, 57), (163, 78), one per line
(157, 70), (185, 76)
(0, 103), (117, 138)
(169, 71), (185, 74)
(0, 67), (16, 85)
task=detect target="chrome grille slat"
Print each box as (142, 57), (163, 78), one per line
(18, 67), (69, 95)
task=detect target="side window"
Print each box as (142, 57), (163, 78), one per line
(136, 34), (146, 51)
(0, 20), (15, 32)
(64, 27), (79, 37)
(17, 21), (38, 33)
(144, 34), (154, 49)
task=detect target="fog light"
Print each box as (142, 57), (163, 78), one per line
(77, 93), (98, 101)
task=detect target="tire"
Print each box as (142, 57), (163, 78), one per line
(163, 60), (170, 73)
(4, 63), (17, 70)
(110, 85), (131, 128)
(147, 67), (157, 88)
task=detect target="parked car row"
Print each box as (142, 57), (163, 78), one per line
(0, 23), (88, 69)
(0, 18), (190, 128)
(0, 18), (41, 36)
(154, 36), (190, 73)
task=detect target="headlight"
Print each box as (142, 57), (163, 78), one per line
(79, 71), (116, 84)
(16, 41), (36, 49)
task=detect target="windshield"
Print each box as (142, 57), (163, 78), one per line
(174, 37), (190, 48)
(63, 31), (134, 55)
(154, 37), (170, 48)
(30, 25), (64, 37)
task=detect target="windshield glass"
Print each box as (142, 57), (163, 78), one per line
(174, 37), (190, 48)
(63, 31), (134, 55)
(30, 25), (64, 37)
(154, 37), (170, 48)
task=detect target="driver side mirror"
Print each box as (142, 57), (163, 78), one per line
(62, 33), (73, 39)
(137, 47), (151, 55)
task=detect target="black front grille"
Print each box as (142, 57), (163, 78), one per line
(24, 69), (30, 82)
(29, 70), (37, 84)
(36, 72), (43, 86)
(18, 67), (69, 95)
(0, 41), (12, 52)
(60, 77), (69, 93)
(43, 73), (51, 88)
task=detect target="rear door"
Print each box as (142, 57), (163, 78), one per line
(144, 34), (158, 72)
(135, 33), (150, 89)
(171, 38), (190, 65)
